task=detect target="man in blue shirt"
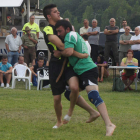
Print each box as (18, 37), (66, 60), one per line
(0, 56), (13, 87)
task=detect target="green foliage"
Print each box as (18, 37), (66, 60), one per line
(40, 0), (140, 31)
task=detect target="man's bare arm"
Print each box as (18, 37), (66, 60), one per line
(36, 32), (39, 39)
(48, 34), (64, 50)
(88, 31), (98, 36)
(5, 43), (10, 52)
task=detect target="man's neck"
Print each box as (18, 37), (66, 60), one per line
(49, 20), (57, 26)
(125, 32), (129, 35)
(30, 22), (34, 25)
(110, 25), (115, 27)
(12, 34), (17, 38)
(84, 26), (88, 29)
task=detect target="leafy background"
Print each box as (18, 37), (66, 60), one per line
(40, 0), (140, 32)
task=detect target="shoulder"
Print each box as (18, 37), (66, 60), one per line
(66, 31), (78, 41)
(43, 26), (54, 35)
(122, 57), (127, 61)
(133, 58), (138, 62)
(23, 22), (29, 27)
(7, 62), (12, 67)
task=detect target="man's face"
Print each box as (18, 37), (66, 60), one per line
(18, 57), (24, 64)
(30, 16), (35, 23)
(2, 58), (8, 65)
(26, 30), (31, 35)
(110, 19), (115, 26)
(49, 7), (60, 22)
(135, 28), (139, 35)
(122, 21), (127, 27)
(83, 20), (89, 27)
(125, 26), (130, 34)
(92, 21), (97, 28)
(11, 29), (17, 36)
(56, 26), (67, 39)
(38, 60), (44, 67)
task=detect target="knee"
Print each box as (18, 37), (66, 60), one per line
(69, 85), (79, 93)
(54, 96), (61, 105)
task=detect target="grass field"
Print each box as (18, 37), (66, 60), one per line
(0, 71), (140, 140)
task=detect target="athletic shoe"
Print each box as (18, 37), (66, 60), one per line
(43, 84), (50, 89)
(6, 83), (9, 88)
(1, 83), (4, 87)
(30, 82), (33, 86)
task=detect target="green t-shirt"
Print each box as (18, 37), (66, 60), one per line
(64, 31), (97, 75)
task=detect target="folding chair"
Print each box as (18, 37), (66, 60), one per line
(12, 64), (31, 90)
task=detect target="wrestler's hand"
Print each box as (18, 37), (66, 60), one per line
(24, 46), (28, 49)
(53, 50), (61, 58)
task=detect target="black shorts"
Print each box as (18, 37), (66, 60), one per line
(78, 67), (98, 89)
(49, 61), (66, 95)
(49, 61), (84, 95)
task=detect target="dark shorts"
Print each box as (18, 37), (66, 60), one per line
(78, 67), (98, 89)
(49, 61), (85, 95)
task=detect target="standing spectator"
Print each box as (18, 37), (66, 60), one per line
(65, 18), (75, 31)
(104, 18), (119, 66)
(82, 34), (91, 56)
(79, 19), (90, 36)
(21, 26), (38, 66)
(22, 15), (40, 38)
(119, 26), (132, 64)
(0, 56), (13, 88)
(87, 19), (100, 62)
(5, 27), (22, 66)
(119, 20), (132, 32)
(14, 56), (27, 67)
(129, 27), (140, 81)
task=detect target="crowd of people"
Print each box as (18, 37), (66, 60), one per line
(1, 3), (140, 136)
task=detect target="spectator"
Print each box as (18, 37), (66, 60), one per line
(65, 18), (75, 31)
(104, 18), (119, 66)
(79, 19), (90, 36)
(119, 20), (132, 32)
(120, 49), (138, 90)
(22, 15), (40, 39)
(95, 55), (108, 82)
(5, 27), (22, 66)
(82, 34), (91, 56)
(14, 56), (27, 67)
(21, 26), (38, 66)
(30, 57), (49, 87)
(119, 26), (132, 65)
(129, 27), (140, 81)
(87, 19), (100, 62)
(0, 56), (13, 88)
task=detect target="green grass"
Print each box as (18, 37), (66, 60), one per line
(0, 72), (140, 140)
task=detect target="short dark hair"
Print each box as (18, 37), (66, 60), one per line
(18, 56), (24, 60)
(43, 4), (57, 21)
(82, 35), (88, 40)
(55, 20), (72, 31)
(122, 19), (127, 23)
(38, 57), (44, 61)
(2, 55), (8, 60)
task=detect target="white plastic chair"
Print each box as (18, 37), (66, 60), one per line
(37, 69), (49, 90)
(12, 64), (31, 90)
(120, 69), (139, 90)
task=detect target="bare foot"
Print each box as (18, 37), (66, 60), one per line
(53, 121), (63, 129)
(106, 123), (116, 136)
(63, 114), (71, 124)
(86, 111), (100, 123)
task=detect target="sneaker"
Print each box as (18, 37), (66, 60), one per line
(1, 83), (4, 87)
(43, 84), (50, 89)
(30, 82), (33, 86)
(137, 78), (140, 82)
(6, 83), (9, 88)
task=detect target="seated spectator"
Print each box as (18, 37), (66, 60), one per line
(30, 57), (49, 87)
(82, 34), (91, 56)
(120, 49), (138, 90)
(95, 55), (108, 82)
(0, 56), (13, 87)
(14, 56), (27, 67)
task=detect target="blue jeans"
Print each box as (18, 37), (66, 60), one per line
(8, 51), (19, 66)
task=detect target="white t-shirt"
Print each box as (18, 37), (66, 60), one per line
(130, 34), (140, 50)
(79, 26), (90, 35)
(85, 41), (91, 55)
(5, 34), (22, 51)
(119, 28), (132, 32)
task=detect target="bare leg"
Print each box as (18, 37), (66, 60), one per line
(101, 66), (105, 79)
(5, 73), (11, 84)
(53, 95), (63, 128)
(63, 77), (79, 124)
(126, 80), (133, 89)
(0, 73), (4, 83)
(86, 85), (116, 136)
(76, 96), (100, 123)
